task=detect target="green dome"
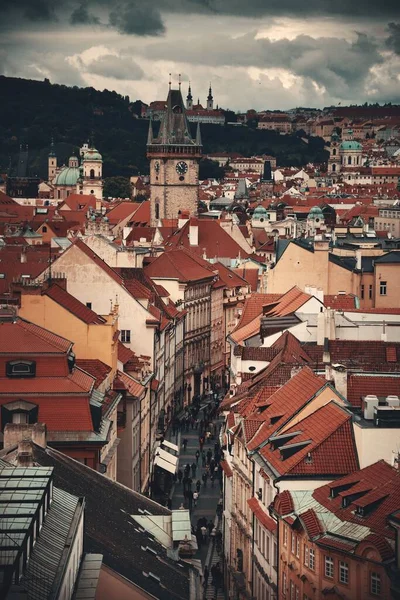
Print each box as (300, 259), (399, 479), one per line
(253, 205), (268, 217)
(83, 149), (102, 161)
(340, 140), (362, 151)
(54, 166), (80, 186)
(308, 206), (324, 219)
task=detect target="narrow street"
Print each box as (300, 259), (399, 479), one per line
(167, 405), (225, 599)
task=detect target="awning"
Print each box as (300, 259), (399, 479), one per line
(154, 455), (176, 474)
(156, 447), (178, 467)
(161, 439), (179, 453)
(171, 509), (191, 541)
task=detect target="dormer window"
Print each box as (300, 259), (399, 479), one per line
(6, 360), (36, 378)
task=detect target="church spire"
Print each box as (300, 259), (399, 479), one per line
(147, 118), (153, 145)
(196, 122), (202, 146)
(207, 82), (213, 110)
(187, 81), (193, 110)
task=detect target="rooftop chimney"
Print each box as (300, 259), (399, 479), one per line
(189, 221), (199, 246)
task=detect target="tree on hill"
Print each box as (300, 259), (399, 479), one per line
(103, 176), (132, 199)
(199, 159), (226, 180)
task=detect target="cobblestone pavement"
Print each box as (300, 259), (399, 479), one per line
(167, 410), (225, 598)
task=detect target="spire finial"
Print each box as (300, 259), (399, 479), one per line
(169, 73), (171, 90)
(178, 73), (181, 89)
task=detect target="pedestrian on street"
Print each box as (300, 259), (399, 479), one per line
(201, 525), (207, 543)
(199, 436), (204, 451)
(202, 450), (206, 467)
(196, 479), (201, 492)
(187, 489), (193, 511)
(196, 527), (202, 547)
(195, 450), (200, 464)
(178, 469), (183, 484)
(207, 449), (212, 464)
(202, 471), (208, 487)
(167, 497), (172, 510)
(191, 462), (197, 478)
(210, 473), (214, 487)
(208, 520), (214, 536)
(179, 503), (185, 510)
(203, 565), (209, 587)
(182, 438), (188, 451)
(193, 491), (199, 507)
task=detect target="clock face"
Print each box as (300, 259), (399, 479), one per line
(176, 161), (188, 175)
(154, 161), (160, 173)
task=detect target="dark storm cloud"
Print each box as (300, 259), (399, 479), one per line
(108, 3), (165, 36)
(70, 2), (100, 25)
(386, 22), (400, 54)
(142, 30), (382, 97)
(1, 0), (400, 35)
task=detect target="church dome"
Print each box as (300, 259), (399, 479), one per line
(308, 206), (324, 220)
(83, 148), (102, 161)
(253, 205), (268, 218)
(54, 166), (80, 186)
(340, 140), (362, 151)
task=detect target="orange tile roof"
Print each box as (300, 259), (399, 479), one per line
(233, 293), (282, 331)
(37, 397), (93, 431)
(263, 286), (312, 317)
(117, 341), (135, 365)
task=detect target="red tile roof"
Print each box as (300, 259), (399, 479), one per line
(260, 401), (358, 477)
(117, 341), (135, 365)
(263, 286), (312, 318)
(106, 201), (140, 225)
(75, 359), (112, 388)
(220, 460), (233, 478)
(144, 247), (215, 283)
(164, 218), (250, 260)
(0, 367), (94, 395)
(60, 193), (97, 212)
(113, 370), (145, 398)
(347, 374), (400, 407)
(234, 293), (282, 331)
(38, 397), (93, 431)
(248, 367), (326, 451)
(324, 294), (357, 310)
(0, 318), (72, 354)
(313, 460), (400, 539)
(44, 284), (106, 324)
(247, 497), (277, 532)
(232, 267), (259, 292)
(299, 508), (324, 538)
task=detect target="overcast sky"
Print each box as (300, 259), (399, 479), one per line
(1, 1), (400, 110)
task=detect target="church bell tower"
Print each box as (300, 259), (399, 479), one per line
(147, 85), (202, 226)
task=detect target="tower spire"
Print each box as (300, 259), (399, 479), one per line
(207, 82), (213, 110)
(196, 122), (202, 146)
(186, 81), (193, 110)
(147, 117), (153, 145)
(169, 73), (172, 90)
(178, 73), (181, 89)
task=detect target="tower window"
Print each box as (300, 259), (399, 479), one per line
(90, 168), (95, 179)
(348, 156), (352, 165)
(332, 149), (336, 156)
(155, 202), (160, 220)
(332, 163), (336, 172)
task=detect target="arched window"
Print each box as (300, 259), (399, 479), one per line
(332, 148), (336, 156)
(348, 156), (352, 165)
(42, 226), (47, 233)
(332, 163), (336, 172)
(155, 202), (160, 220)
(90, 168), (95, 179)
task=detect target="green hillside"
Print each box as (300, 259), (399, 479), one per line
(0, 76), (328, 179)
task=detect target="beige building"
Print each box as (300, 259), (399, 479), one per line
(374, 206), (400, 237)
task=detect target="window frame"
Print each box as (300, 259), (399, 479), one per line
(379, 281), (387, 296)
(324, 556), (334, 579)
(121, 330), (131, 344)
(339, 560), (349, 585)
(370, 572), (381, 596)
(308, 548), (315, 571)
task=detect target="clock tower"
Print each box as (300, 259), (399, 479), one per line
(147, 86), (202, 226)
